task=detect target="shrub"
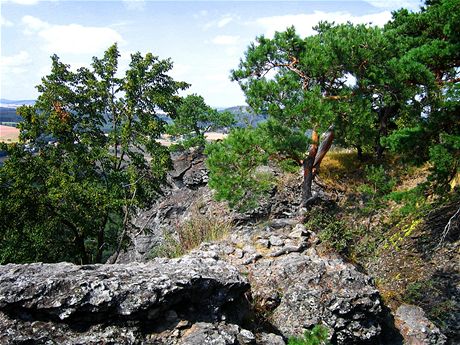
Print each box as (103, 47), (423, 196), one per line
(387, 186), (427, 217)
(428, 133), (460, 193)
(403, 277), (456, 332)
(288, 325), (331, 345)
(305, 210), (377, 262)
(306, 212), (355, 255)
(175, 210), (231, 253)
(363, 165), (396, 196)
(205, 127), (274, 212)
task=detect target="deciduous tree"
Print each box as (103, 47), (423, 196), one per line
(0, 44), (188, 264)
(167, 94), (234, 150)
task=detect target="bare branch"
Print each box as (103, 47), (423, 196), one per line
(436, 206), (460, 248)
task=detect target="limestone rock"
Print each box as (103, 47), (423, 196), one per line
(193, 224), (386, 344)
(395, 304), (447, 345)
(169, 149), (208, 188)
(0, 255), (249, 344)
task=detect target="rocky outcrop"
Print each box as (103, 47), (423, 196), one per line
(105, 151), (394, 344)
(191, 222), (390, 344)
(118, 150), (326, 263)
(0, 150), (409, 344)
(0, 223), (391, 344)
(395, 304), (447, 345)
(115, 149), (226, 263)
(0, 255), (256, 344)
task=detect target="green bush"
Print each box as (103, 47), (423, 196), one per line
(306, 213), (355, 254)
(288, 325), (331, 345)
(305, 210), (378, 262)
(357, 165), (396, 212)
(205, 127), (274, 212)
(382, 126), (428, 164)
(364, 165), (396, 196)
(387, 186), (427, 217)
(403, 278), (456, 332)
(428, 133), (460, 192)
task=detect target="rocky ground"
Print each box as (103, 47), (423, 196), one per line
(0, 150), (454, 344)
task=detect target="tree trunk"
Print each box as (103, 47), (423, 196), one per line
(61, 218), (89, 264)
(95, 213), (108, 263)
(108, 189), (137, 264)
(313, 125), (335, 171)
(75, 233), (89, 265)
(376, 107), (392, 160)
(302, 130), (318, 206)
(357, 146), (363, 161)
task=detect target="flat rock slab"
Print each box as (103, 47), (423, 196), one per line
(0, 256), (250, 344)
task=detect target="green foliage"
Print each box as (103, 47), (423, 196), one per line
(388, 186), (427, 217)
(288, 325), (331, 345)
(306, 212), (356, 254)
(167, 94), (234, 150)
(0, 44), (187, 264)
(382, 126), (429, 164)
(305, 207), (382, 262)
(205, 127), (274, 212)
(356, 164), (396, 214)
(361, 165), (396, 196)
(204, 0), (460, 210)
(403, 277), (457, 332)
(428, 133), (460, 191)
(382, 0), (460, 190)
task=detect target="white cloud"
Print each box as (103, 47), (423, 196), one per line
(205, 73), (229, 82)
(170, 63), (191, 80)
(122, 0), (145, 11)
(211, 35), (240, 46)
(21, 15), (125, 55)
(217, 16), (233, 28)
(366, 0), (422, 11)
(37, 64), (52, 78)
(255, 10), (393, 38)
(204, 14), (238, 30)
(22, 15), (48, 32)
(0, 51), (31, 74)
(3, 0), (40, 5)
(1, 16), (14, 27)
(193, 10), (209, 20)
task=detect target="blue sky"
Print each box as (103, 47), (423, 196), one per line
(1, 0), (423, 107)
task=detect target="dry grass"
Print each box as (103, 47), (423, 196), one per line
(0, 125), (20, 143)
(318, 150), (364, 191)
(176, 210), (231, 253)
(149, 205), (232, 259)
(156, 132), (227, 147)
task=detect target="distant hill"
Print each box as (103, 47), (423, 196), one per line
(0, 99), (35, 107)
(221, 105), (267, 127)
(0, 107), (21, 124)
(0, 99), (35, 124)
(0, 100), (268, 129)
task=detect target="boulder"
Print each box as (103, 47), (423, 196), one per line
(191, 223), (387, 344)
(0, 255), (250, 344)
(395, 304), (447, 345)
(169, 149), (208, 188)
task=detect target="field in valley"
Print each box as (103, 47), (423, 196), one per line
(0, 125), (20, 143)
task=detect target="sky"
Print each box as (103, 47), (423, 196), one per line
(1, 0), (423, 107)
